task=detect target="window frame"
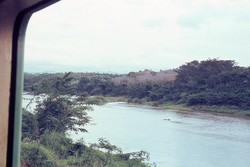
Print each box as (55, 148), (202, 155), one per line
(3, 1), (60, 166)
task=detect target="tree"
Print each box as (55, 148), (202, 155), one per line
(175, 59), (235, 86)
(53, 72), (76, 96)
(77, 77), (92, 94)
(173, 59), (250, 107)
(36, 73), (92, 135)
(36, 96), (91, 135)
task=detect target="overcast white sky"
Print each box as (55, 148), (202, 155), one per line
(24, 0), (250, 73)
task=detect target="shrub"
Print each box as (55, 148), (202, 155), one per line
(40, 132), (72, 159)
(21, 142), (66, 167)
(187, 93), (207, 106)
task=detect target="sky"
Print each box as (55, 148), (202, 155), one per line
(24, 0), (250, 73)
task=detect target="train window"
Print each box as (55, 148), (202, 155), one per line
(21, 0), (250, 167)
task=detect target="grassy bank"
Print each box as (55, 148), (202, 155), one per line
(162, 103), (250, 118)
(161, 102), (250, 117)
(188, 105), (250, 117)
(101, 96), (250, 118)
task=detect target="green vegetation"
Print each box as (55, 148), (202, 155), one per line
(85, 96), (107, 105)
(24, 59), (250, 115)
(21, 73), (150, 167)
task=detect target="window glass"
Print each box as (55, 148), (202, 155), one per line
(22, 1), (250, 167)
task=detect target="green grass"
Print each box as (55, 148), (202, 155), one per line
(190, 105), (250, 117)
(162, 103), (193, 111)
(162, 103), (250, 117)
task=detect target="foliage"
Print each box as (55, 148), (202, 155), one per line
(174, 59), (250, 108)
(21, 142), (66, 167)
(36, 97), (91, 135)
(40, 132), (73, 159)
(53, 72), (77, 96)
(21, 137), (150, 167)
(85, 96), (107, 105)
(22, 109), (38, 140)
(90, 138), (150, 167)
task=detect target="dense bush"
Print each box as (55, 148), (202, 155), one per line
(21, 142), (66, 167)
(40, 132), (73, 159)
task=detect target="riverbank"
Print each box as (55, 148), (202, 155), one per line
(163, 103), (250, 118)
(23, 93), (250, 118)
(101, 96), (250, 118)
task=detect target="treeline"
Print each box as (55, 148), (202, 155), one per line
(21, 74), (150, 167)
(174, 59), (250, 108)
(24, 59), (250, 109)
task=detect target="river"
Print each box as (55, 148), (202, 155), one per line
(22, 95), (250, 167)
(70, 102), (250, 167)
